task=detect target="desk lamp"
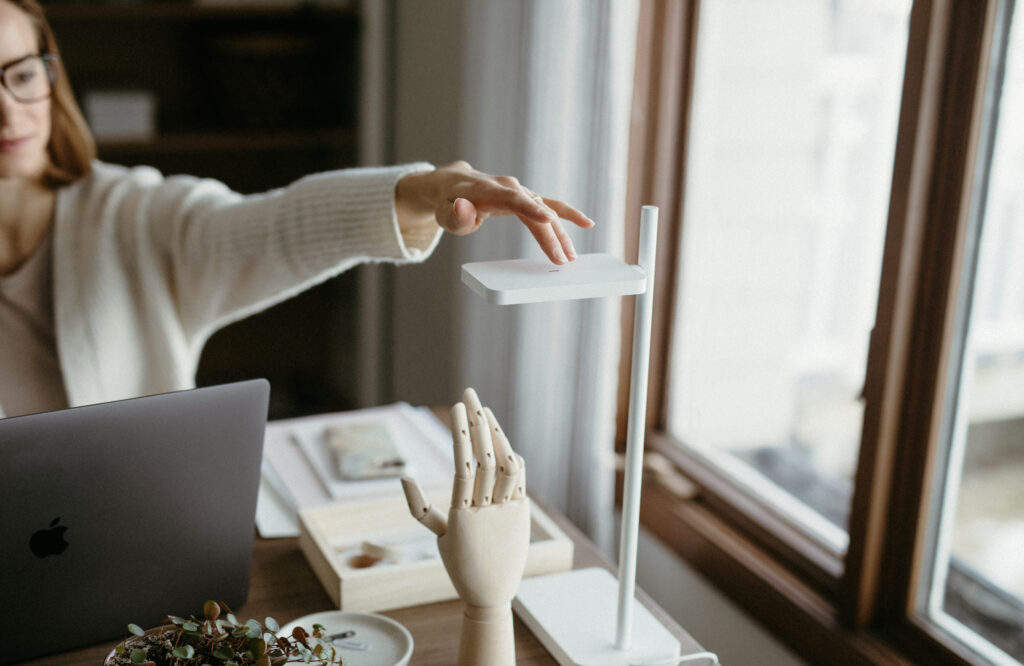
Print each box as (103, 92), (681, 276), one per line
(461, 206), (681, 665)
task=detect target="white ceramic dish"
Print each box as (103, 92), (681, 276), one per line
(280, 610), (414, 666)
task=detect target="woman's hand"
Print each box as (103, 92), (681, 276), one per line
(395, 160), (594, 265)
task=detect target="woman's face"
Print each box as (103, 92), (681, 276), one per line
(0, 0), (51, 181)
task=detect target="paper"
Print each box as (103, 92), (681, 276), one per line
(255, 475), (301, 539)
(292, 405), (452, 501)
(256, 403), (453, 538)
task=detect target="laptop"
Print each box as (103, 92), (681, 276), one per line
(0, 379), (270, 663)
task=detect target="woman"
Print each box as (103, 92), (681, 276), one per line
(0, 0), (593, 418)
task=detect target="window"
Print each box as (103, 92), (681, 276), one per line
(667, 0), (910, 553)
(625, 0), (1022, 663)
(918, 5), (1024, 662)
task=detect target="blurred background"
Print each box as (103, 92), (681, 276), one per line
(42, 0), (1024, 663)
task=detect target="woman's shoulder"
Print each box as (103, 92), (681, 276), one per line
(55, 161), (242, 239)
(61, 161), (235, 206)
(75, 160), (196, 190)
(77, 159), (160, 184)
(59, 161), (167, 203)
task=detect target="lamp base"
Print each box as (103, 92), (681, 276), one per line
(513, 567), (681, 666)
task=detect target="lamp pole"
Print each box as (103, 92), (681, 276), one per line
(615, 205), (658, 649)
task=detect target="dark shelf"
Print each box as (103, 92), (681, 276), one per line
(42, 1), (357, 22)
(97, 127), (356, 155)
(45, 0), (367, 418)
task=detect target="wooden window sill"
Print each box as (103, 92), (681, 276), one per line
(630, 459), (917, 665)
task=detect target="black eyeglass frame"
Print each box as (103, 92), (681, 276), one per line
(0, 53), (59, 104)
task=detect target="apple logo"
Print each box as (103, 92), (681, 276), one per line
(29, 517), (69, 558)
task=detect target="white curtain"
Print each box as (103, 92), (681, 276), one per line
(453, 0), (640, 553)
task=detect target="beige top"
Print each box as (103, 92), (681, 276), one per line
(0, 230), (69, 417)
(0, 161), (438, 419)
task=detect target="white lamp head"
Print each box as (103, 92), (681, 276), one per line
(461, 253), (646, 305)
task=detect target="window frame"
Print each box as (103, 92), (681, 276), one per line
(622, 0), (1007, 663)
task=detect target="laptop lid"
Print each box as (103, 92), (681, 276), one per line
(0, 379), (270, 663)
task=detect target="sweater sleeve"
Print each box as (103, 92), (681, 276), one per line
(113, 162), (439, 343)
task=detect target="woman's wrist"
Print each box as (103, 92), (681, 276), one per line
(394, 170), (441, 237)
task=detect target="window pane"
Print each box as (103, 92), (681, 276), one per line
(666, 0), (910, 550)
(920, 4), (1024, 662)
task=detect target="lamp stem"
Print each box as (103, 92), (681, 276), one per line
(615, 205), (659, 650)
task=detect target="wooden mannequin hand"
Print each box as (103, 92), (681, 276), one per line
(402, 388), (530, 666)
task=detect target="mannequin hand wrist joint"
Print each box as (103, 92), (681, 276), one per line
(462, 603), (513, 623)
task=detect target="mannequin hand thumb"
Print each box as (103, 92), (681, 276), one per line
(401, 477), (448, 536)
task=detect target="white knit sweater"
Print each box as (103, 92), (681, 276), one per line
(0, 160), (439, 417)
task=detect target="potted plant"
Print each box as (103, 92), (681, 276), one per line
(106, 600), (343, 666)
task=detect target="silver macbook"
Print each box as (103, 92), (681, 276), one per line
(0, 379), (270, 663)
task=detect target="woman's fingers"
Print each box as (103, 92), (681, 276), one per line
(429, 162), (595, 265)
(523, 216), (575, 264)
(445, 185), (552, 231)
(439, 197), (483, 236)
(541, 196), (595, 230)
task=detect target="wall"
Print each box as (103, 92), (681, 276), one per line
(386, 0), (465, 408)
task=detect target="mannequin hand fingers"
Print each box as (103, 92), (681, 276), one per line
(486, 407), (520, 504)
(463, 388), (496, 507)
(401, 477), (447, 536)
(511, 454), (527, 500)
(450, 402), (475, 509)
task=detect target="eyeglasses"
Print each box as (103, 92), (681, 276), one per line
(0, 54), (59, 103)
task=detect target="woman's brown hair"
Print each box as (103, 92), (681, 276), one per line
(6, 0), (95, 186)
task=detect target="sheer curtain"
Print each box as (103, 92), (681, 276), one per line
(453, 0), (640, 551)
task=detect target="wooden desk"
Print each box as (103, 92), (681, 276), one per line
(24, 503), (705, 665)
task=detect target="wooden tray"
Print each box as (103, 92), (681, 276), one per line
(298, 487), (575, 612)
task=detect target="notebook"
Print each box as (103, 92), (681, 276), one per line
(0, 379), (270, 663)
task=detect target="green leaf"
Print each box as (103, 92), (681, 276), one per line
(127, 623), (145, 637)
(170, 616), (187, 625)
(226, 613), (239, 626)
(249, 637), (267, 659)
(245, 619), (262, 637)
(264, 617), (279, 633)
(213, 646), (235, 660)
(172, 645), (195, 659)
(130, 649), (148, 663)
(183, 621), (199, 632)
